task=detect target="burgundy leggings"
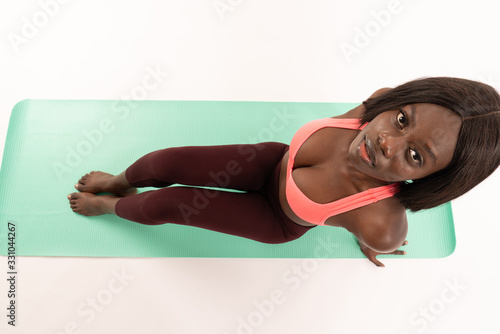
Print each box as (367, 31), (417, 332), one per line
(114, 142), (315, 244)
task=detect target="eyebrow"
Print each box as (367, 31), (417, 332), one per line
(409, 104), (437, 166)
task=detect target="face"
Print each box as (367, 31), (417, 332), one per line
(349, 103), (462, 182)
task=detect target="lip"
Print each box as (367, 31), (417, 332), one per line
(364, 136), (376, 166)
(360, 136), (376, 167)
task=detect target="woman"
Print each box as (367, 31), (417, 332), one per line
(67, 77), (500, 267)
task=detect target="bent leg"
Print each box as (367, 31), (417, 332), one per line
(115, 185), (304, 244)
(124, 143), (287, 191)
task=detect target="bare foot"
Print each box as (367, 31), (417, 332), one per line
(68, 192), (120, 216)
(75, 171), (137, 196)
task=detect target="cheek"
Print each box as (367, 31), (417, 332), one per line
(381, 160), (411, 181)
(380, 155), (426, 182)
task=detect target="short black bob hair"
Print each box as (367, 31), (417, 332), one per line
(361, 77), (500, 211)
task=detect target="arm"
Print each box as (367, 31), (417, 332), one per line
(356, 212), (408, 267)
(357, 237), (408, 268)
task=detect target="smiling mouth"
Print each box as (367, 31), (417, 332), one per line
(360, 136), (376, 167)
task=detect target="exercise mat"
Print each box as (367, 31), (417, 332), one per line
(0, 100), (455, 258)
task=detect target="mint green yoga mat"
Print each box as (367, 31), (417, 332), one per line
(0, 100), (455, 258)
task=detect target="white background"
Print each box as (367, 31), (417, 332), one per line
(1, 0), (499, 333)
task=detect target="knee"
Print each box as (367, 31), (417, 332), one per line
(139, 187), (201, 226)
(137, 190), (175, 225)
(147, 147), (187, 181)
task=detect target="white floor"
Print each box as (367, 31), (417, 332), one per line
(1, 1), (499, 333)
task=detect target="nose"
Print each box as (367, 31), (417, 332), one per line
(378, 132), (404, 158)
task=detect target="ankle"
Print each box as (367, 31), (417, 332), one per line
(98, 196), (118, 215)
(115, 171), (133, 189)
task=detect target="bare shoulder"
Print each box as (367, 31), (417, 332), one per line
(359, 197), (408, 253)
(335, 87), (393, 119)
(369, 87), (392, 98)
(337, 196), (408, 253)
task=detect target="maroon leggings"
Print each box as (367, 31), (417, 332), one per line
(114, 142), (315, 244)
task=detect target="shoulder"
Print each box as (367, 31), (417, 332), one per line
(336, 87), (393, 119)
(359, 197), (408, 253)
(334, 196), (408, 253)
(369, 87), (392, 99)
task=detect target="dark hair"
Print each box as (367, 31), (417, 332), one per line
(361, 77), (500, 211)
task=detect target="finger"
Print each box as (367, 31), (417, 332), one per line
(369, 255), (385, 268)
(390, 250), (407, 255)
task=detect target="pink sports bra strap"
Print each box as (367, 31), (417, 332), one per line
(323, 118), (364, 129)
(289, 118), (365, 157)
(286, 117), (399, 225)
(316, 183), (400, 224)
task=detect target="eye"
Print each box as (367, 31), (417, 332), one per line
(409, 148), (422, 166)
(396, 109), (407, 128)
(396, 109), (408, 129)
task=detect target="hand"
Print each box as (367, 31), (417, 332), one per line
(358, 239), (408, 268)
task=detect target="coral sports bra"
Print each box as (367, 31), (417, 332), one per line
(286, 117), (400, 225)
